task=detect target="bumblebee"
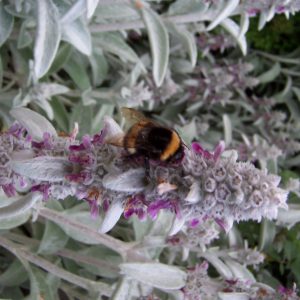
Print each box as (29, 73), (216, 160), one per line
(108, 108), (184, 162)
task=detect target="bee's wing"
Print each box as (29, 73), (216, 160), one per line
(121, 107), (154, 127)
(105, 133), (125, 147)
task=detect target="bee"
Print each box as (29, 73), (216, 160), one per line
(107, 108), (184, 163)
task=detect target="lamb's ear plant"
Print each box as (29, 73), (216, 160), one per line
(1, 1), (300, 299)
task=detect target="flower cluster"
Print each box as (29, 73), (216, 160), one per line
(239, 0), (300, 17)
(185, 60), (259, 105)
(1, 108), (288, 234)
(183, 261), (299, 300)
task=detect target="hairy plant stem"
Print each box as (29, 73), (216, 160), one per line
(90, 11), (214, 33)
(37, 207), (130, 258)
(4, 232), (120, 274)
(36, 207), (148, 262)
(0, 236), (112, 296)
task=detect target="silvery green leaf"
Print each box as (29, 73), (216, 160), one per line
(94, 3), (139, 20)
(78, 246), (121, 278)
(221, 18), (247, 55)
(171, 58), (194, 74)
(31, 267), (57, 300)
(60, 210), (104, 244)
(99, 201), (123, 233)
(258, 219), (276, 250)
(148, 211), (174, 237)
(168, 23), (197, 67)
(0, 210), (31, 230)
(111, 277), (132, 300)
(34, 0), (61, 79)
(266, 4), (276, 22)
(167, 0), (207, 15)
(38, 202), (68, 255)
(218, 292), (249, 300)
(103, 169), (146, 192)
(14, 256), (40, 300)
(278, 206), (300, 228)
(0, 193), (41, 221)
(11, 157), (72, 182)
(0, 260), (27, 287)
(92, 104), (114, 134)
(38, 83), (70, 98)
(224, 258), (255, 281)
(89, 50), (108, 86)
(169, 215), (186, 235)
(61, 0), (85, 24)
(86, 0), (99, 18)
(62, 18), (92, 56)
(141, 7), (169, 87)
(82, 88), (97, 106)
(70, 102), (92, 135)
(17, 19), (33, 49)
(258, 11), (267, 30)
(238, 13), (250, 38)
(202, 253), (232, 279)
(64, 54), (91, 90)
(0, 2), (14, 47)
(223, 114), (232, 146)
(94, 32), (140, 64)
(120, 263), (187, 290)
(275, 76), (292, 102)
(257, 63), (281, 84)
(35, 97), (55, 120)
(207, 0), (239, 31)
(132, 215), (152, 240)
(47, 43), (72, 74)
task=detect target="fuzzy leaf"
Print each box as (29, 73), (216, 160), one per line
(168, 23), (197, 67)
(10, 107), (57, 142)
(11, 157), (72, 182)
(78, 246), (121, 278)
(258, 219), (276, 250)
(86, 0), (99, 18)
(141, 7), (169, 87)
(102, 169), (146, 192)
(94, 3), (139, 20)
(207, 0), (239, 31)
(111, 277), (133, 300)
(62, 18), (92, 56)
(38, 202), (68, 255)
(223, 114), (232, 146)
(99, 201), (123, 233)
(257, 63), (281, 84)
(167, 0), (207, 15)
(59, 210), (103, 244)
(34, 0), (61, 79)
(120, 263), (187, 290)
(0, 260), (28, 287)
(0, 2), (14, 47)
(47, 43), (72, 74)
(221, 18), (247, 55)
(61, 0), (85, 24)
(277, 205), (300, 229)
(94, 32), (140, 64)
(0, 193), (41, 223)
(218, 292), (249, 300)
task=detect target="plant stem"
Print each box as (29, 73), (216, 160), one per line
(37, 207), (131, 259)
(0, 236), (112, 296)
(90, 12), (213, 33)
(5, 232), (120, 274)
